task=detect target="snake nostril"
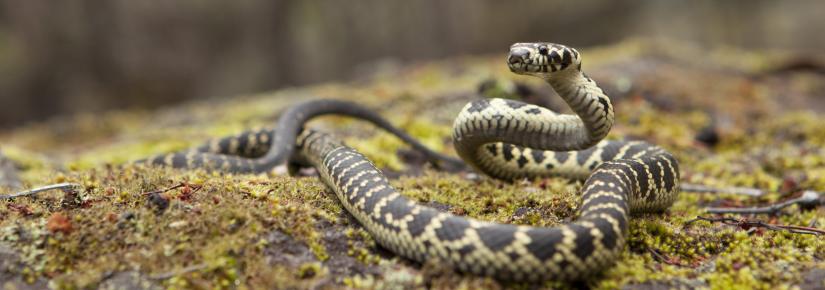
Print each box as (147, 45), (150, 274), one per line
(508, 48), (529, 64)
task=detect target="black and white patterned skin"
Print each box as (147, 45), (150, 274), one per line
(139, 43), (680, 281)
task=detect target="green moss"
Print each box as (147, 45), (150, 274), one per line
(1, 39), (823, 289)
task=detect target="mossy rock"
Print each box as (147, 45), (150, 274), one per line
(1, 39), (823, 289)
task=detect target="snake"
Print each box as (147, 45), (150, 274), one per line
(139, 43), (680, 281)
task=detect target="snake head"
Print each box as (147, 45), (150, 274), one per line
(507, 43), (581, 77)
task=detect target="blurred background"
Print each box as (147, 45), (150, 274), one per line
(1, 0), (823, 128)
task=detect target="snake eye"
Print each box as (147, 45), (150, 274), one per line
(538, 46), (549, 55)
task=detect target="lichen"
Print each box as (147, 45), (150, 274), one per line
(1, 39), (823, 289)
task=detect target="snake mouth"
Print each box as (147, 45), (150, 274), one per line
(507, 56), (552, 74)
(508, 62), (551, 74)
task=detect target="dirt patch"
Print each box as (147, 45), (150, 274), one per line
(799, 267), (825, 290)
(98, 272), (162, 290)
(0, 151), (21, 190)
(0, 244), (48, 290)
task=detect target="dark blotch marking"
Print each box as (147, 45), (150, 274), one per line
(235, 135), (250, 155)
(476, 226), (517, 251)
(556, 258), (571, 271)
(630, 161), (651, 200)
(407, 209), (437, 238)
(594, 217), (619, 250)
(504, 99), (527, 110)
(525, 108), (542, 115)
(525, 229), (564, 260)
(218, 138), (233, 154)
(348, 174), (377, 205)
(381, 196), (413, 221)
(502, 144), (515, 161)
(600, 143), (621, 162)
(597, 97), (611, 119)
(338, 158), (366, 184)
(146, 155), (166, 166)
(517, 155), (529, 168)
(211, 157), (225, 169)
(507, 251), (521, 262)
(643, 161), (663, 203)
(485, 144), (498, 156)
(171, 154), (188, 168)
(531, 150), (545, 164)
(549, 50), (561, 64)
(457, 244), (476, 258)
(374, 196), (408, 232)
(189, 155), (206, 168)
(325, 157), (342, 184)
(648, 159), (664, 190)
(560, 49), (572, 70)
(576, 150), (592, 166)
(569, 224), (596, 261)
(363, 186), (394, 215)
(661, 155), (678, 191)
(434, 216), (471, 242)
(622, 143), (647, 158)
(468, 99), (491, 113)
(554, 152), (569, 164)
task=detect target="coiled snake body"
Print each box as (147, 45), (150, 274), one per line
(142, 43), (680, 281)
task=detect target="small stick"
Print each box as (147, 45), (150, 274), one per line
(0, 183), (81, 200)
(143, 183), (186, 195)
(647, 248), (689, 267)
(685, 216), (825, 235)
(680, 183), (765, 197)
(705, 190), (821, 215)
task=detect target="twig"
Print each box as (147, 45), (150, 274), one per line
(149, 263), (207, 280)
(0, 183), (81, 200)
(680, 183), (765, 197)
(685, 216), (824, 235)
(143, 183), (186, 195)
(705, 190), (821, 215)
(647, 248), (689, 267)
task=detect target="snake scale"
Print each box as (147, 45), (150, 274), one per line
(140, 43), (680, 281)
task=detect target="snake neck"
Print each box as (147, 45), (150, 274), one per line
(453, 70), (614, 152)
(545, 69), (614, 147)
(452, 69), (616, 180)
